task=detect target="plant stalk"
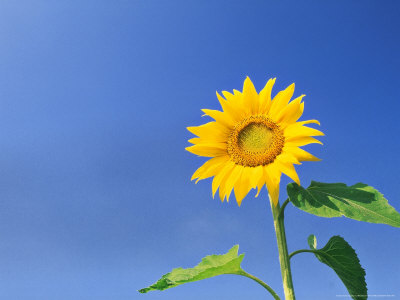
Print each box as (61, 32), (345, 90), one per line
(288, 249), (319, 260)
(270, 197), (296, 300)
(237, 270), (281, 300)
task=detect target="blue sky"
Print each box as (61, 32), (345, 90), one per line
(0, 1), (399, 299)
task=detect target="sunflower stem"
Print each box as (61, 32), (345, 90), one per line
(288, 249), (319, 260)
(277, 198), (290, 219)
(237, 270), (281, 300)
(270, 197), (296, 300)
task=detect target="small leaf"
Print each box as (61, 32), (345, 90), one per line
(139, 245), (244, 293)
(307, 234), (317, 249)
(287, 181), (400, 227)
(310, 235), (367, 300)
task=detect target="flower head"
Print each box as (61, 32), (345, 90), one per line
(186, 77), (323, 206)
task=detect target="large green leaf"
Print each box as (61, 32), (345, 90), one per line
(139, 245), (244, 293)
(287, 181), (400, 227)
(308, 235), (367, 300)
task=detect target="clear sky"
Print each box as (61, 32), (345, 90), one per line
(0, 1), (399, 299)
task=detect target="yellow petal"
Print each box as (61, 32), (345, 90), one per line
(249, 166), (263, 189)
(186, 142), (226, 150)
(233, 184), (248, 206)
(234, 167), (253, 206)
(267, 163), (282, 180)
(218, 171), (229, 202)
(275, 159), (300, 185)
(285, 124), (324, 138)
(212, 161), (235, 197)
(255, 167), (266, 197)
(233, 89), (242, 97)
(269, 83), (295, 120)
(242, 77), (259, 114)
(185, 144), (227, 157)
(187, 121), (229, 142)
(286, 136), (323, 147)
(201, 109), (234, 128)
(221, 90), (234, 100)
(223, 165), (243, 202)
(191, 156), (230, 183)
(216, 91), (228, 105)
(278, 152), (301, 165)
(258, 78), (275, 114)
(217, 91), (243, 122)
(284, 146), (320, 162)
(276, 95), (305, 125)
(187, 139), (227, 149)
(267, 182), (280, 206)
(265, 165), (281, 206)
(225, 89), (244, 106)
(297, 119), (320, 126)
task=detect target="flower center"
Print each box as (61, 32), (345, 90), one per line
(227, 115), (284, 167)
(238, 123), (274, 153)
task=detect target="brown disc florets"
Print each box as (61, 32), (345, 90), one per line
(227, 115), (284, 167)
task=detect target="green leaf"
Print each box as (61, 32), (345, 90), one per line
(139, 245), (244, 293)
(308, 235), (367, 300)
(287, 181), (400, 227)
(307, 234), (317, 249)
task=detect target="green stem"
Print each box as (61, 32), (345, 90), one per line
(278, 198), (290, 219)
(270, 197), (296, 300)
(289, 249), (319, 260)
(238, 270), (281, 300)
(237, 270), (281, 300)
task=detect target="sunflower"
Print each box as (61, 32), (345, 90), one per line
(186, 77), (323, 206)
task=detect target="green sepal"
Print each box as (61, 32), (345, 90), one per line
(139, 245), (244, 293)
(287, 181), (400, 227)
(308, 234), (367, 300)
